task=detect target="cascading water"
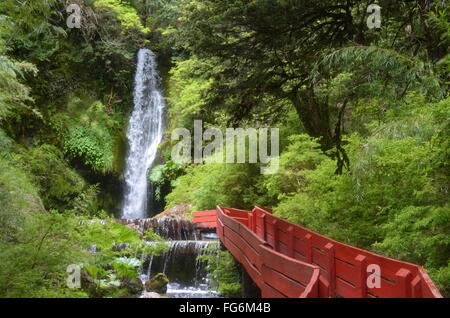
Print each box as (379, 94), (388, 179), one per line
(140, 240), (219, 298)
(118, 217), (214, 241)
(120, 49), (218, 298)
(122, 49), (165, 219)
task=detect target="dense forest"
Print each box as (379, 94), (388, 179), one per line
(0, 0), (448, 298)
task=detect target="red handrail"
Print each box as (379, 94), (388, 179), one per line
(193, 206), (442, 298)
(216, 206), (320, 297)
(192, 210), (217, 228)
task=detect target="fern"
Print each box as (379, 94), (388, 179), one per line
(317, 45), (444, 100)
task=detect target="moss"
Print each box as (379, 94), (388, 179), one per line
(19, 144), (86, 211)
(145, 273), (169, 294)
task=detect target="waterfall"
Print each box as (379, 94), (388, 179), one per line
(141, 240), (219, 298)
(122, 49), (165, 219)
(117, 217), (218, 241)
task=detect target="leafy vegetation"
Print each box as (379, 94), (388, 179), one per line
(0, 0), (448, 298)
(160, 0), (449, 296)
(0, 0), (163, 298)
(198, 245), (243, 297)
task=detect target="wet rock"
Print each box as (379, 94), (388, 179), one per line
(145, 273), (169, 294)
(126, 277), (144, 295)
(154, 203), (192, 220)
(149, 218), (198, 240)
(112, 243), (131, 252)
(117, 218), (200, 240)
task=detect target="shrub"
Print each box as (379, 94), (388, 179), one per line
(198, 245), (242, 297)
(19, 144), (86, 211)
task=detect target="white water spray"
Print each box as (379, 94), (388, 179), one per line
(122, 49), (165, 219)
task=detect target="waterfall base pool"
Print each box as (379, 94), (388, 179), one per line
(165, 283), (219, 298)
(139, 240), (220, 298)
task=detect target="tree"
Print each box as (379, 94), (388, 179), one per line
(167, 0), (448, 168)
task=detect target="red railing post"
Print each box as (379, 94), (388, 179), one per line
(272, 219), (279, 251)
(287, 226), (294, 258)
(396, 268), (413, 298)
(304, 234), (312, 263)
(260, 214), (266, 241)
(325, 243), (336, 297)
(411, 276), (422, 298)
(355, 254), (367, 298)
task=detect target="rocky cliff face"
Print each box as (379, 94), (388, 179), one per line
(117, 203), (217, 241)
(154, 203), (192, 220)
(118, 217), (200, 240)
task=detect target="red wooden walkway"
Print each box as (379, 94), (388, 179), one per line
(192, 206), (442, 298)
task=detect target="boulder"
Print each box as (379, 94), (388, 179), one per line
(126, 277), (144, 295)
(145, 273), (169, 294)
(154, 203), (192, 220)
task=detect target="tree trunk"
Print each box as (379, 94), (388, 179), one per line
(290, 88), (334, 151)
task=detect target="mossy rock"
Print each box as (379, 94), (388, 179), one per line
(145, 273), (169, 294)
(126, 277), (144, 295)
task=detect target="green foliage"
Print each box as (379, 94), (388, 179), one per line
(149, 160), (184, 200)
(94, 0), (149, 33)
(374, 206), (449, 267)
(78, 220), (141, 252)
(0, 0), (65, 63)
(75, 220), (168, 297)
(0, 146), (89, 297)
(318, 46), (444, 101)
(427, 5), (450, 78)
(262, 134), (327, 206)
(142, 228), (170, 256)
(266, 96), (450, 294)
(167, 94), (449, 295)
(165, 162), (261, 211)
(0, 0), (448, 299)
(62, 100), (120, 174)
(0, 148), (45, 242)
(0, 31), (38, 120)
(111, 257), (141, 279)
(140, 241), (170, 258)
(143, 228), (164, 242)
(429, 263), (450, 297)
(0, 209), (91, 298)
(69, 184), (106, 218)
(198, 244), (242, 297)
(164, 0), (448, 152)
(167, 58), (216, 128)
(64, 125), (113, 172)
(18, 144), (86, 211)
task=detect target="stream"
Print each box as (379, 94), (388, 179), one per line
(121, 217), (220, 298)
